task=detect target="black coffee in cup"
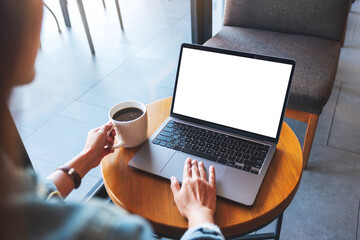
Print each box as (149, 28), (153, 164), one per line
(113, 107), (144, 122)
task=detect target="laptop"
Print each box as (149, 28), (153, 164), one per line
(129, 43), (295, 206)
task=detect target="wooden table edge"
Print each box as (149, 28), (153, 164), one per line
(220, 124), (303, 236)
(102, 166), (303, 238)
(101, 164), (189, 237)
(223, 172), (302, 237)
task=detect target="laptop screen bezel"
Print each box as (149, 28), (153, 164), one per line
(170, 43), (295, 144)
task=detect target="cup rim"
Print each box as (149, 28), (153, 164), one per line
(109, 100), (147, 123)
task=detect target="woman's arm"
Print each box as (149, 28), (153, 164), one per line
(47, 122), (115, 198)
(170, 158), (217, 228)
(170, 158), (224, 239)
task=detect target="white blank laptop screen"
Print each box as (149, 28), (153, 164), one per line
(172, 47), (293, 139)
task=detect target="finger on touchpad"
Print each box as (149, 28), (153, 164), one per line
(160, 152), (226, 182)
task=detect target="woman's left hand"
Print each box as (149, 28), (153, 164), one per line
(48, 122), (116, 197)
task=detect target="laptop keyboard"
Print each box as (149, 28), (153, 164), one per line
(152, 121), (270, 175)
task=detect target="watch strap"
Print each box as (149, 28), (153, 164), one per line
(57, 166), (81, 189)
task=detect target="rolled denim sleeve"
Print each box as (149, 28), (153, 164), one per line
(181, 222), (225, 240)
(9, 169), (154, 240)
(10, 196), (154, 240)
(37, 177), (62, 201)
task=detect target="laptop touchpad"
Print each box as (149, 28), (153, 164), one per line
(160, 152), (226, 183)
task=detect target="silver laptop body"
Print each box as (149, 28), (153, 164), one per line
(129, 44), (295, 206)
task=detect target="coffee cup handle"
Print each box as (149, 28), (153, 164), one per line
(108, 125), (124, 149)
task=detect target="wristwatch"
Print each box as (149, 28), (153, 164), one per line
(57, 166), (82, 189)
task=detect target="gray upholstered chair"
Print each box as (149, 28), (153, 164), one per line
(205, 0), (351, 168)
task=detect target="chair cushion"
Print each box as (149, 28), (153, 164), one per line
(223, 0), (349, 42)
(205, 26), (341, 114)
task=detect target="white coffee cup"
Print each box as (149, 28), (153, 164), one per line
(108, 100), (148, 148)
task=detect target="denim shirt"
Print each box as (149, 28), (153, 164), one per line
(4, 166), (224, 240)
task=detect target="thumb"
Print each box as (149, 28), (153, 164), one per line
(170, 176), (180, 197)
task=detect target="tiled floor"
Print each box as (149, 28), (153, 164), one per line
(9, 0), (360, 239)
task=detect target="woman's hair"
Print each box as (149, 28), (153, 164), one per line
(0, 0), (41, 237)
(0, 0), (37, 163)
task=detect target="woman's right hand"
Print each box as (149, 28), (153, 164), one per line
(170, 158), (217, 228)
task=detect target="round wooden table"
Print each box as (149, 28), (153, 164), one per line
(101, 97), (303, 238)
